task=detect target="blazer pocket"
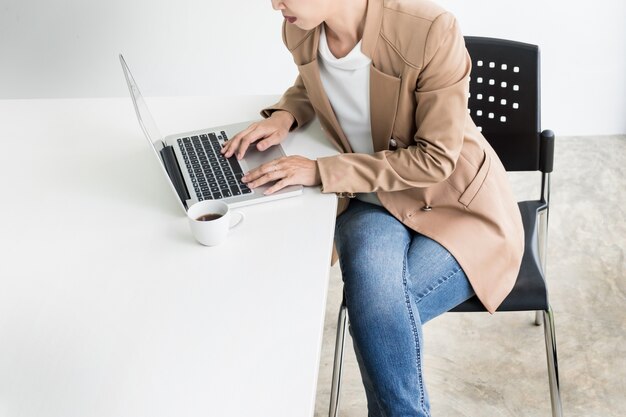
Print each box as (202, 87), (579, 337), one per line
(369, 64), (402, 152)
(458, 150), (492, 207)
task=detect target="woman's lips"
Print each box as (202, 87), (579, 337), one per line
(285, 16), (297, 23)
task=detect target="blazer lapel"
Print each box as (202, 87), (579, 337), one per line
(361, 0), (383, 59)
(297, 27), (353, 154)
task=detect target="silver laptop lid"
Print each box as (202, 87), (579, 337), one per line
(120, 53), (188, 213)
(120, 54), (164, 150)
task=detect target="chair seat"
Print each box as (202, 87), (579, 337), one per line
(451, 200), (549, 312)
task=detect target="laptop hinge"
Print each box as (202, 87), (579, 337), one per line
(159, 146), (190, 204)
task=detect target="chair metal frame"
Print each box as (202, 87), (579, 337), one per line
(328, 37), (563, 417)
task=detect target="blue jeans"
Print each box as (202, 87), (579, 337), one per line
(334, 199), (475, 417)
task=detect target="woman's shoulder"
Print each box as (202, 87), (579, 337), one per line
(382, 0), (447, 22)
(381, 0), (459, 68)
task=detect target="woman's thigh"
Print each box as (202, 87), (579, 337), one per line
(405, 233), (475, 324)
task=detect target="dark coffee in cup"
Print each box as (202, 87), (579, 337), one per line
(196, 213), (223, 222)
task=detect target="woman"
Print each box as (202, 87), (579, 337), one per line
(221, 0), (524, 415)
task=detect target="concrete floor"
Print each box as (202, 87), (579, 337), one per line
(313, 135), (626, 417)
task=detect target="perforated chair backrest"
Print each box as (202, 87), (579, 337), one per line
(465, 36), (541, 172)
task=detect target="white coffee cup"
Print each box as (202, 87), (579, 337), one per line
(187, 200), (244, 246)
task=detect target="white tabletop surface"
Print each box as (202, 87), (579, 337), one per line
(0, 96), (339, 417)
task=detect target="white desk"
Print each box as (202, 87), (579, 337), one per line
(0, 97), (339, 417)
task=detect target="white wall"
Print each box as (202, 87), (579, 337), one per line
(1, 0), (625, 135)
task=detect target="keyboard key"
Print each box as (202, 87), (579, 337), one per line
(213, 192), (222, 199)
(228, 159), (243, 174)
(221, 189), (232, 198)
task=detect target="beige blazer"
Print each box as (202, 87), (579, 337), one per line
(260, 0), (524, 313)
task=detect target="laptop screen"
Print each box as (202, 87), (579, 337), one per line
(120, 54), (165, 151)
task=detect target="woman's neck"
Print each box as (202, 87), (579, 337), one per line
(323, 0), (368, 46)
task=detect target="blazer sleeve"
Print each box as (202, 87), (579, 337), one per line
(259, 74), (316, 131)
(259, 21), (316, 131)
(316, 12), (471, 193)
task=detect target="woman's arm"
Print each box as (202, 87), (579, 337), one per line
(259, 74), (316, 131)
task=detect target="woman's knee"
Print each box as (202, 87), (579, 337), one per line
(336, 221), (409, 283)
(336, 202), (385, 244)
(335, 205), (409, 260)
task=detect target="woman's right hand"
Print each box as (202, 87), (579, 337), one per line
(220, 110), (295, 160)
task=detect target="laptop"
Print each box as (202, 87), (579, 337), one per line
(119, 54), (302, 214)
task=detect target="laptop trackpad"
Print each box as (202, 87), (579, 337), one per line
(236, 144), (303, 197)
(241, 144), (286, 172)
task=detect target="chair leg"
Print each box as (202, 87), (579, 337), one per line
(543, 307), (563, 417)
(534, 310), (543, 326)
(329, 304), (349, 417)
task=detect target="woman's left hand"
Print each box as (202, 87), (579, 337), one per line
(241, 155), (321, 195)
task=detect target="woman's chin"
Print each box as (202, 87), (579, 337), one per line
(293, 20), (321, 31)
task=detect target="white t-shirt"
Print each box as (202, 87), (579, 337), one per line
(318, 23), (383, 207)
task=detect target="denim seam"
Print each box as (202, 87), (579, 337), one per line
(415, 266), (463, 303)
(401, 243), (429, 416)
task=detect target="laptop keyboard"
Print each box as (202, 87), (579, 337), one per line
(177, 131), (252, 201)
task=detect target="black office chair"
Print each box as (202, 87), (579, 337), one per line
(328, 37), (562, 417)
